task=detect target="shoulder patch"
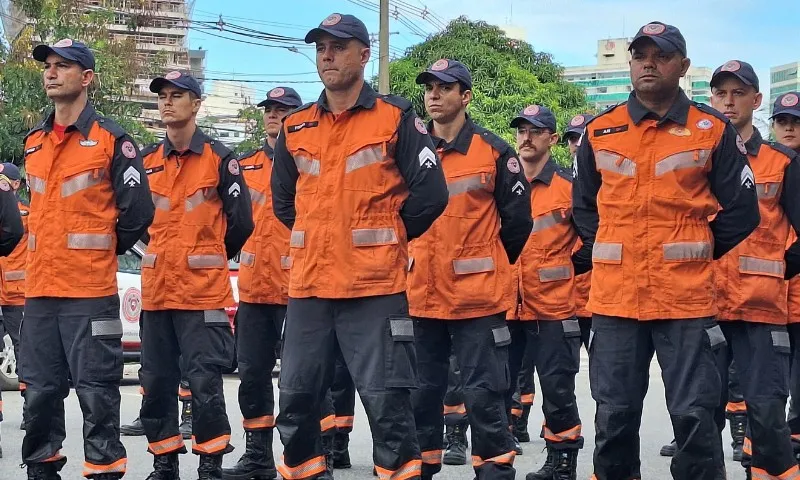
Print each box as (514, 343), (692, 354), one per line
(474, 125), (513, 156)
(95, 115), (127, 139)
(208, 138), (234, 161)
(765, 141), (800, 161)
(380, 94), (413, 112)
(694, 103), (729, 124)
(237, 149), (259, 162)
(592, 102), (627, 121)
(139, 143), (160, 158)
(555, 165), (574, 183)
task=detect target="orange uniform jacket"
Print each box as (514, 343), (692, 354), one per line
(715, 129), (800, 324)
(572, 91), (760, 320)
(408, 116), (533, 320)
(0, 199), (29, 306)
(507, 160), (590, 321)
(271, 82), (449, 299)
(790, 278), (800, 324)
(141, 128), (254, 311)
(237, 143), (291, 305)
(24, 103), (154, 298)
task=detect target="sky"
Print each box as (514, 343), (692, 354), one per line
(188, 0), (800, 105)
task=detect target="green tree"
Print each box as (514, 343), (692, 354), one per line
(387, 17), (590, 165)
(233, 105), (265, 155)
(0, 0), (164, 165)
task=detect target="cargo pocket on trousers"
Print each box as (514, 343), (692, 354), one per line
(87, 316), (124, 382)
(203, 309), (235, 369)
(772, 329), (791, 355)
(489, 325), (512, 392)
(384, 315), (418, 389)
(704, 324), (727, 351)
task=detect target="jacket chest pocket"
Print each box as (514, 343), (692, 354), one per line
(184, 178), (220, 227)
(60, 157), (110, 212)
(737, 255), (786, 311)
(754, 179), (783, 230)
(343, 141), (389, 194)
(594, 149), (637, 201)
(652, 148), (713, 200)
(444, 170), (494, 219)
(292, 147), (320, 196)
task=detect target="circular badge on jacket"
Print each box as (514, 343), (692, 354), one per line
(696, 119), (713, 130)
(415, 117), (428, 134)
(228, 159), (240, 175)
(121, 141), (137, 159)
(507, 157), (521, 174)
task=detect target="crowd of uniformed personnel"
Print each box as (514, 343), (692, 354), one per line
(0, 10), (799, 480)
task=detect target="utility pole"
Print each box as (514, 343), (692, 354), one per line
(378, 0), (390, 94)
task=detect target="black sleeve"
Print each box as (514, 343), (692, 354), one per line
(570, 218), (593, 275)
(111, 135), (155, 254)
(782, 152), (800, 279)
(572, 137), (601, 253)
(217, 153), (254, 259)
(0, 187), (23, 256)
(271, 128), (299, 230)
(492, 148), (532, 264)
(708, 124), (760, 259)
(393, 109), (449, 241)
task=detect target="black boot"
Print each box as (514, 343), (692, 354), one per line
(179, 401), (192, 440)
(26, 458), (65, 480)
(198, 455), (224, 480)
(659, 439), (676, 457)
(525, 448), (556, 480)
(222, 430), (275, 479)
(332, 431), (352, 469)
(321, 431), (335, 474)
(514, 404), (532, 443)
(0, 423), (3, 458)
(730, 414), (746, 462)
(552, 450), (578, 480)
(513, 435), (524, 455)
(442, 423), (468, 465)
(120, 416), (145, 436)
(145, 454), (180, 480)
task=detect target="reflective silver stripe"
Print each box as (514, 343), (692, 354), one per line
(185, 188), (218, 212)
(61, 169), (105, 197)
(249, 188), (266, 205)
(352, 228), (398, 246)
(562, 319), (581, 334)
(532, 210), (571, 234)
(447, 174), (492, 197)
(295, 155), (320, 176)
(757, 182), (780, 199)
(240, 251), (255, 267)
(3, 270), (24, 281)
(390, 318), (414, 339)
(705, 325), (727, 349)
(345, 146), (384, 173)
(663, 241), (712, 261)
(187, 254), (226, 269)
(67, 233), (113, 250)
(280, 255), (292, 269)
(452, 257), (495, 275)
(739, 256), (785, 276)
(203, 309), (229, 325)
(654, 150), (711, 176)
(28, 175), (46, 194)
(28, 234), (35, 252)
(91, 319), (123, 337)
(595, 150), (636, 176)
(141, 254), (156, 268)
(152, 193), (170, 211)
(492, 326), (511, 345)
(538, 265), (572, 282)
(592, 242), (622, 262)
(290, 230), (305, 248)
(772, 330), (791, 349)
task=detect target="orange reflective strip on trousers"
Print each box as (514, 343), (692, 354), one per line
(335, 416), (354, 429)
(277, 455), (327, 479)
(511, 408), (523, 417)
(82, 458), (127, 477)
(726, 401), (747, 414)
(320, 414), (335, 432)
(744, 437), (753, 456)
(192, 434), (231, 454)
(442, 404), (466, 415)
(471, 450), (516, 467)
(374, 459), (423, 480)
(520, 393), (534, 405)
(421, 450), (442, 465)
(243, 415), (275, 430)
(178, 386), (191, 399)
(42, 450), (65, 462)
(751, 465), (800, 480)
(543, 424), (582, 442)
(148, 435), (185, 455)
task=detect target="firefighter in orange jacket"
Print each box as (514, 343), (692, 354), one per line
(22, 39), (151, 479)
(772, 91), (800, 457)
(408, 59), (532, 480)
(138, 71), (254, 480)
(222, 86), (300, 480)
(272, 13), (448, 480)
(505, 105), (591, 480)
(707, 61), (800, 479)
(572, 23), (760, 479)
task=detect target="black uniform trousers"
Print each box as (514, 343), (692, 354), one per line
(509, 333), (536, 421)
(443, 349), (467, 426)
(235, 301), (286, 432)
(786, 323), (800, 452)
(724, 360), (746, 416)
(277, 293), (421, 480)
(19, 295), (126, 477)
(139, 309), (234, 457)
(508, 319), (583, 449)
(577, 316), (591, 351)
(412, 314), (516, 480)
(715, 321), (798, 477)
(589, 315), (725, 480)
(0, 304), (23, 422)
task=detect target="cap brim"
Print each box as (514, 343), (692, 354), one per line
(710, 71), (756, 90)
(257, 98), (301, 108)
(149, 78), (201, 97)
(629, 36), (679, 55)
(305, 27), (356, 44)
(33, 45), (90, 69)
(415, 71), (461, 86)
(564, 128), (584, 136)
(510, 116), (551, 129)
(770, 109), (800, 120)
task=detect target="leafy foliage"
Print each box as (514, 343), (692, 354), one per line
(232, 105), (265, 155)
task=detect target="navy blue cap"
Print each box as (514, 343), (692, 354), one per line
(771, 92), (800, 119)
(711, 60), (759, 92)
(0, 163), (21, 181)
(510, 105), (557, 132)
(149, 71), (202, 98)
(415, 59), (473, 90)
(33, 38), (95, 70)
(305, 13), (370, 47)
(257, 87), (303, 108)
(629, 22), (687, 57)
(564, 113), (595, 136)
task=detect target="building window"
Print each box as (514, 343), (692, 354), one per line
(692, 81), (710, 89)
(772, 68), (798, 84)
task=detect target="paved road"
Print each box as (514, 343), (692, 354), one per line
(0, 355), (747, 479)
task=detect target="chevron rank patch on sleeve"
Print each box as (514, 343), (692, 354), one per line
(123, 166), (141, 187)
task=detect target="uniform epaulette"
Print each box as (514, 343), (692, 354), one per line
(693, 102), (730, 124)
(589, 102), (627, 123)
(207, 138), (234, 160)
(95, 115), (127, 139)
(140, 143), (160, 158)
(237, 149), (259, 162)
(474, 125), (513, 156)
(764, 141), (800, 160)
(380, 94), (413, 112)
(24, 121), (46, 141)
(555, 164), (574, 183)
(287, 102), (316, 117)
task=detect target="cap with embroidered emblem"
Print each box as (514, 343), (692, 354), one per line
(564, 113), (595, 137)
(0, 163), (21, 181)
(305, 13), (370, 47)
(711, 60), (759, 92)
(771, 92), (800, 119)
(149, 71), (202, 98)
(629, 22), (687, 57)
(415, 59), (473, 90)
(33, 38), (95, 70)
(257, 86), (303, 108)
(510, 105), (557, 132)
